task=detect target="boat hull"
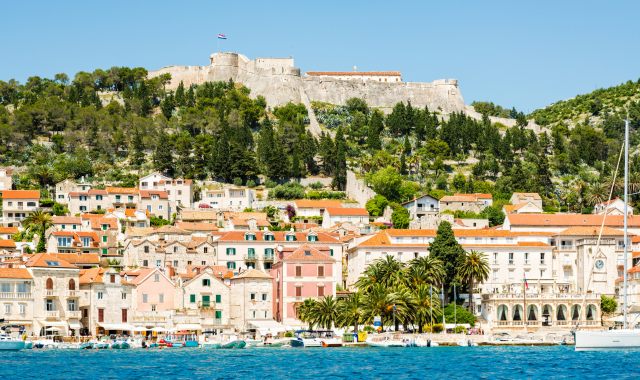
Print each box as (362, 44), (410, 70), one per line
(0, 341), (26, 351)
(575, 330), (640, 350)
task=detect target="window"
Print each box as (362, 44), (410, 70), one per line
(116, 195), (121, 202)
(307, 234), (318, 242)
(97, 292), (104, 300)
(264, 234), (275, 241)
(190, 294), (196, 303)
(265, 248), (274, 257)
(144, 246), (150, 254)
(295, 266), (302, 277)
(143, 260), (149, 267)
(252, 310), (256, 318)
(96, 195), (103, 201)
(110, 274), (115, 284)
(245, 233), (256, 241)
(318, 286), (324, 297)
(16, 283), (28, 293)
(215, 294), (222, 303)
(57, 237), (72, 247)
(154, 274), (160, 282)
(201, 261), (206, 265)
(121, 309), (128, 323)
(330, 249), (334, 257)
(226, 248), (236, 256)
(286, 234), (296, 241)
(98, 308), (104, 322)
(151, 305), (156, 311)
(295, 286), (302, 297)
(67, 299), (77, 311)
(4, 304), (10, 314)
(540, 252), (546, 265)
(493, 253), (498, 265)
(102, 235), (107, 243)
(215, 310), (222, 319)
(227, 262), (236, 269)
(81, 237), (91, 247)
(204, 247), (208, 254)
(102, 248), (107, 255)
(159, 293), (164, 303)
(250, 293), (256, 300)
(19, 304), (25, 315)
(318, 266), (324, 277)
(173, 246), (178, 253)
(248, 248), (255, 258)
(102, 224), (108, 231)
(0, 283), (10, 292)
(202, 279), (211, 287)
(155, 260), (161, 268)
(524, 252), (529, 265)
(187, 261), (192, 266)
(261, 293), (267, 301)
(122, 292), (127, 300)
(128, 195), (133, 202)
(173, 260), (178, 267)
(508, 252), (514, 265)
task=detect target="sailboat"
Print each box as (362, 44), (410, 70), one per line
(575, 119), (640, 350)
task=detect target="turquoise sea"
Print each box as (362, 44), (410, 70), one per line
(2, 346), (639, 380)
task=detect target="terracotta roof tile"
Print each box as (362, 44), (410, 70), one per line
(325, 207), (369, 216)
(1, 190), (40, 199)
(507, 213), (640, 227)
(0, 227), (19, 235)
(294, 200), (343, 209)
(281, 244), (335, 262)
(25, 253), (77, 269)
(106, 187), (138, 194)
(175, 222), (219, 232)
(0, 239), (17, 248)
(0, 268), (32, 279)
(555, 226), (624, 236)
(52, 216), (82, 224)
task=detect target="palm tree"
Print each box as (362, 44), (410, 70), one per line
(457, 250), (490, 313)
(23, 210), (53, 253)
(406, 256), (445, 288)
(411, 284), (441, 333)
(337, 292), (364, 334)
(356, 255), (406, 292)
(312, 296), (340, 330)
(361, 283), (396, 329)
(296, 299), (318, 330)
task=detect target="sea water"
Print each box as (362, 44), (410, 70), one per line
(2, 346), (638, 380)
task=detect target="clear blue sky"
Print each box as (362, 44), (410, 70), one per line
(2, 0), (639, 112)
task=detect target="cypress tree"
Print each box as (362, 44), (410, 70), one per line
(331, 126), (347, 190)
(429, 221), (465, 301)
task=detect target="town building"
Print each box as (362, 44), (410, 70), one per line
(200, 184), (255, 211)
(306, 71), (402, 83)
(229, 269), (274, 333)
(593, 198), (632, 216)
(0, 267), (34, 334)
(402, 194), (440, 220)
(0, 167), (13, 190)
(272, 244), (336, 327)
(125, 267), (176, 331)
(1, 190), (40, 227)
(321, 207), (369, 229)
(174, 266), (231, 332)
(293, 200), (343, 219)
(439, 193), (493, 213)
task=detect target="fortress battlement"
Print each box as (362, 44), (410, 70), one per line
(148, 52), (465, 113)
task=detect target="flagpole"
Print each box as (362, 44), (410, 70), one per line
(523, 277), (527, 332)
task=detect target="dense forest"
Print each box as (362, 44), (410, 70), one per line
(2, 68), (640, 217)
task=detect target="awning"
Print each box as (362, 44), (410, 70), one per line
(39, 320), (68, 328)
(69, 321), (83, 329)
(131, 326), (150, 332)
(248, 320), (287, 335)
(151, 327), (168, 332)
(175, 323), (202, 331)
(445, 323), (471, 329)
(607, 313), (640, 323)
(97, 323), (134, 331)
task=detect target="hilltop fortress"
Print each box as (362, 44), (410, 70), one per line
(149, 52), (466, 114)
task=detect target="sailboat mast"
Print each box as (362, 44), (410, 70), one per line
(624, 118), (629, 329)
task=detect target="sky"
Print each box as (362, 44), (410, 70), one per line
(2, 0), (639, 112)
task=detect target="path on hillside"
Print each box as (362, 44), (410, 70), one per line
(299, 86), (334, 138)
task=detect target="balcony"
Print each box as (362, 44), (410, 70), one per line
(45, 290), (57, 297)
(245, 254), (257, 261)
(558, 245), (574, 251)
(66, 310), (81, 319)
(0, 292), (32, 300)
(46, 310), (60, 319)
(264, 255), (274, 262)
(66, 290), (79, 298)
(562, 258), (573, 267)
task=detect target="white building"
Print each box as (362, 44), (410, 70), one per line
(321, 207), (369, 229)
(1, 190), (40, 227)
(0, 167), (13, 190)
(402, 194), (439, 220)
(229, 269), (274, 334)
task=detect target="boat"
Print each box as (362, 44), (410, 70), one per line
(110, 340), (131, 349)
(457, 339), (478, 347)
(291, 330), (332, 347)
(221, 340), (246, 349)
(366, 335), (414, 347)
(80, 342), (94, 349)
(33, 339), (59, 349)
(321, 338), (343, 347)
(201, 341), (223, 349)
(263, 337), (291, 347)
(24, 341), (33, 349)
(574, 119), (640, 350)
(58, 342), (81, 349)
(244, 339), (264, 348)
(414, 337), (438, 347)
(0, 334), (26, 351)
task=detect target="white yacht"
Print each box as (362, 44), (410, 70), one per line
(575, 119), (640, 350)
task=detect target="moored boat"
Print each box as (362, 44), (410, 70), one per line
(0, 334), (26, 351)
(221, 340), (246, 349)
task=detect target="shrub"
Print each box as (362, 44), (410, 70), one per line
(246, 179), (256, 188)
(309, 181), (324, 190)
(270, 182), (305, 200)
(233, 177), (243, 186)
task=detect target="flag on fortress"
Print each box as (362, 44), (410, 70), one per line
(217, 33), (227, 40)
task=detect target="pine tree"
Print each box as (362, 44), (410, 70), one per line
(161, 93), (175, 119)
(331, 126), (347, 190)
(175, 81), (186, 107)
(186, 86), (196, 107)
(367, 110), (384, 151)
(153, 131), (174, 176)
(429, 221), (465, 301)
(130, 127), (145, 167)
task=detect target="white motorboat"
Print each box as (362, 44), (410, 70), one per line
(0, 334), (26, 351)
(414, 337), (438, 347)
(366, 336), (414, 347)
(575, 329), (640, 350)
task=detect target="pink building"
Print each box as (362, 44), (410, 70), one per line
(272, 244), (336, 327)
(122, 268), (176, 329)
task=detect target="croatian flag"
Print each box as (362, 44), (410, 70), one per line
(523, 274), (529, 290)
(217, 33), (227, 40)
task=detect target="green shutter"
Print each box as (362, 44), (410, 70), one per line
(102, 235), (107, 243)
(189, 294), (196, 303)
(330, 249), (334, 256)
(215, 294), (221, 303)
(215, 310), (222, 319)
(226, 247), (236, 255)
(202, 295), (210, 307)
(248, 248), (255, 257)
(102, 248), (107, 255)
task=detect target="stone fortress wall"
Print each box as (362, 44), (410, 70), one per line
(149, 52), (466, 114)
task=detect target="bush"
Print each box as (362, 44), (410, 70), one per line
(366, 195), (388, 217)
(284, 331), (295, 337)
(270, 182), (305, 200)
(427, 324), (443, 333)
(305, 190), (345, 200)
(233, 177), (243, 186)
(444, 304), (476, 326)
(246, 179), (256, 188)
(52, 203), (69, 216)
(389, 202), (410, 228)
(39, 198), (55, 207)
(150, 216), (171, 227)
(309, 181), (324, 190)
(453, 326), (468, 334)
(264, 179), (278, 188)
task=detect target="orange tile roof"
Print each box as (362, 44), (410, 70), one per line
(124, 209), (136, 217)
(325, 207), (369, 216)
(140, 190), (169, 199)
(25, 253), (77, 269)
(175, 222), (219, 232)
(0, 268), (32, 279)
(633, 251), (640, 258)
(106, 187), (138, 194)
(233, 268), (272, 279)
(217, 231), (340, 243)
(52, 216), (82, 224)
(507, 213), (640, 227)
(79, 267), (104, 284)
(50, 253), (100, 265)
(1, 190), (40, 199)
(0, 227), (18, 235)
(89, 217), (118, 230)
(307, 71), (401, 77)
(294, 199), (343, 209)
(356, 229), (553, 248)
(512, 192), (542, 200)
(555, 226), (624, 236)
(0, 239), (16, 248)
(281, 244), (334, 262)
(88, 189), (108, 195)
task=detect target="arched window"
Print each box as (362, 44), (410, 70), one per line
(69, 279), (76, 290)
(542, 304), (553, 320)
(571, 305), (581, 321)
(513, 305), (523, 321)
(46, 278), (54, 290)
(557, 305), (567, 321)
(586, 304), (597, 321)
(497, 305), (508, 321)
(527, 305), (538, 321)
